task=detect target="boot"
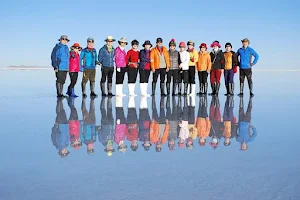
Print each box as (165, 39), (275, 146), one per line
(238, 83), (244, 97)
(140, 96), (148, 109)
(142, 83), (150, 97)
(101, 82), (106, 96)
(56, 83), (66, 98)
(204, 83), (208, 95)
(66, 86), (71, 96)
(160, 83), (166, 96)
(128, 96), (135, 108)
(116, 84), (126, 97)
(90, 82), (98, 97)
(129, 83), (137, 96)
(187, 84), (191, 95)
(209, 83), (216, 96)
(215, 83), (220, 95)
(197, 83), (203, 96)
(107, 83), (114, 96)
(183, 83), (188, 96)
(229, 83), (234, 96)
(249, 83), (254, 97)
(151, 83), (156, 96)
(178, 83), (182, 96)
(70, 88), (78, 98)
(81, 82), (87, 98)
(225, 83), (230, 96)
(166, 83), (171, 95)
(172, 82), (177, 96)
(189, 84), (196, 96)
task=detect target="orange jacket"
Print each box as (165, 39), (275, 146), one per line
(196, 51), (212, 71)
(150, 46), (170, 70)
(223, 121), (232, 138)
(150, 120), (169, 145)
(196, 118), (211, 138)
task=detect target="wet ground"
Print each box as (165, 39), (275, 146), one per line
(0, 70), (299, 200)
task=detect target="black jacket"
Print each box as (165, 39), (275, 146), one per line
(210, 50), (225, 70)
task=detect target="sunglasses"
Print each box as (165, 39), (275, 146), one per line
(107, 40), (113, 42)
(74, 47), (81, 49)
(62, 38), (69, 41)
(88, 40), (94, 43)
(226, 46), (231, 48)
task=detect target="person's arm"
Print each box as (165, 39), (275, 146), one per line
(80, 51), (85, 72)
(94, 50), (99, 65)
(235, 50), (240, 66)
(249, 125), (257, 141)
(207, 53), (212, 72)
(51, 45), (60, 70)
(194, 50), (199, 63)
(183, 51), (190, 65)
(251, 48), (259, 66)
(178, 52), (182, 65)
(220, 52), (225, 69)
(164, 48), (170, 69)
(98, 48), (103, 64)
(232, 51), (239, 67)
(114, 48), (120, 68)
(126, 50), (131, 66)
(140, 50), (150, 63)
(150, 49), (155, 71)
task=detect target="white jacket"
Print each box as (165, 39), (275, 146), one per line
(179, 51), (190, 70)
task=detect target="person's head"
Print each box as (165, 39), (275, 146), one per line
(87, 143), (94, 155)
(118, 37), (128, 47)
(118, 143), (128, 153)
(71, 43), (82, 53)
(156, 38), (163, 47)
(70, 140), (82, 150)
(186, 138), (193, 150)
(169, 39), (176, 50)
(187, 41), (195, 50)
(142, 141), (152, 151)
(224, 138), (231, 146)
(241, 38), (250, 48)
(179, 42), (186, 52)
(225, 42), (232, 52)
(168, 139), (175, 151)
(143, 40), (152, 50)
(131, 39), (139, 50)
(199, 43), (207, 52)
(130, 141), (139, 152)
(210, 41), (221, 52)
(58, 35), (70, 45)
(241, 142), (248, 151)
(105, 36), (115, 47)
(87, 37), (94, 48)
(199, 138), (206, 146)
(58, 148), (70, 158)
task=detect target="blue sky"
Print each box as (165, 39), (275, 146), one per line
(1, 0), (299, 69)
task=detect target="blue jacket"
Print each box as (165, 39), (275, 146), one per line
(139, 49), (151, 70)
(51, 43), (70, 71)
(236, 47), (259, 69)
(98, 45), (115, 67)
(51, 124), (69, 152)
(80, 48), (97, 70)
(236, 122), (257, 143)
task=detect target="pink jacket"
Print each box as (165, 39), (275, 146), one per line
(114, 46), (127, 68)
(69, 51), (80, 72)
(69, 120), (80, 140)
(114, 124), (127, 144)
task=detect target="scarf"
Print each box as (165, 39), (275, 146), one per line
(157, 46), (163, 54)
(107, 45), (113, 52)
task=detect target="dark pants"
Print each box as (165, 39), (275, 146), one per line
(127, 108), (137, 124)
(239, 68), (252, 85)
(224, 69), (234, 85)
(128, 67), (138, 83)
(197, 105), (208, 118)
(116, 107), (126, 124)
(189, 66), (196, 84)
(210, 69), (222, 84)
(82, 69), (96, 84)
(56, 71), (67, 84)
(68, 72), (78, 88)
(167, 69), (179, 84)
(179, 70), (189, 83)
(152, 68), (166, 83)
(116, 67), (127, 84)
(198, 71), (208, 84)
(139, 69), (150, 83)
(101, 67), (114, 83)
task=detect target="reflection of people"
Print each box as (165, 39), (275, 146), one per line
(166, 96), (179, 151)
(67, 98), (82, 150)
(115, 97), (127, 153)
(236, 97), (257, 151)
(80, 98), (97, 155)
(127, 97), (139, 151)
(139, 97), (152, 151)
(150, 97), (169, 152)
(209, 96), (223, 149)
(178, 97), (189, 148)
(196, 96), (211, 146)
(51, 99), (70, 157)
(187, 97), (197, 150)
(98, 97), (115, 156)
(223, 96), (234, 146)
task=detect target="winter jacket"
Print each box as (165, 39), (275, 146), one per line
(98, 124), (115, 146)
(150, 120), (169, 145)
(80, 48), (97, 70)
(236, 47), (259, 69)
(210, 50), (225, 70)
(69, 120), (80, 142)
(80, 120), (97, 145)
(51, 43), (70, 71)
(69, 50), (80, 72)
(52, 123), (69, 151)
(179, 120), (189, 140)
(197, 51), (212, 72)
(139, 49), (151, 70)
(224, 51), (238, 70)
(114, 124), (127, 144)
(179, 51), (190, 70)
(188, 125), (198, 140)
(150, 46), (170, 70)
(127, 123), (138, 142)
(168, 50), (181, 70)
(138, 121), (151, 142)
(236, 122), (257, 143)
(114, 46), (127, 68)
(188, 49), (199, 66)
(126, 49), (139, 68)
(196, 118), (211, 139)
(98, 45), (115, 67)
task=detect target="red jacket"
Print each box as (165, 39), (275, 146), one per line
(126, 49), (139, 68)
(69, 51), (80, 72)
(127, 123), (138, 141)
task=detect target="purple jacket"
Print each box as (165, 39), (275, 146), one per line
(114, 46), (127, 68)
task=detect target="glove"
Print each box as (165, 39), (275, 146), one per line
(95, 61), (100, 65)
(190, 58), (194, 62)
(117, 68), (121, 72)
(54, 67), (58, 72)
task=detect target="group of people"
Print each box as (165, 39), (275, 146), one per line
(52, 96), (257, 157)
(51, 35), (259, 98)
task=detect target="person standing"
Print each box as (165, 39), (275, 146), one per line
(98, 36), (116, 97)
(126, 39), (140, 96)
(51, 35), (70, 98)
(66, 43), (82, 98)
(115, 37), (128, 97)
(167, 39), (181, 96)
(196, 43), (211, 95)
(150, 38), (170, 96)
(187, 40), (198, 96)
(236, 38), (259, 97)
(209, 41), (225, 96)
(178, 42), (190, 96)
(223, 42), (238, 96)
(139, 40), (152, 96)
(80, 37), (98, 98)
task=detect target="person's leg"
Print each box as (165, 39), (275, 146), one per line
(189, 66), (196, 96)
(215, 69), (222, 95)
(152, 69), (159, 96)
(178, 70), (183, 95)
(144, 70), (151, 96)
(238, 69), (246, 96)
(203, 71), (209, 95)
(229, 69), (235, 95)
(209, 70), (216, 95)
(69, 72), (79, 97)
(172, 69), (178, 96)
(197, 71), (203, 95)
(160, 68), (167, 96)
(81, 70), (89, 98)
(107, 67), (114, 96)
(224, 70), (229, 95)
(101, 67), (108, 96)
(67, 72), (72, 95)
(183, 70), (189, 95)
(116, 68), (125, 96)
(166, 70), (172, 95)
(128, 68), (137, 96)
(245, 69), (254, 97)
(90, 69), (98, 97)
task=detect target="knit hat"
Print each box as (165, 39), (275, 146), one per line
(179, 42), (186, 48)
(210, 41), (221, 48)
(131, 39), (139, 46)
(142, 40), (152, 48)
(199, 43), (207, 49)
(225, 42), (232, 48)
(156, 38), (163, 43)
(187, 40), (195, 46)
(169, 39), (176, 47)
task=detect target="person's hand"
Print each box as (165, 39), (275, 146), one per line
(190, 57), (194, 62)
(152, 68), (155, 73)
(250, 63), (254, 67)
(80, 67), (84, 72)
(179, 64), (182, 69)
(221, 69), (224, 73)
(151, 59), (154, 62)
(166, 68), (169, 72)
(117, 68), (121, 72)
(54, 68), (58, 72)
(206, 70), (210, 73)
